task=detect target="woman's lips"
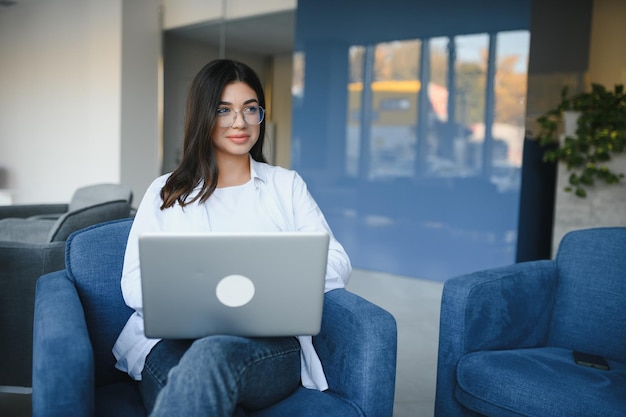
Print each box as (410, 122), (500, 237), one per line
(227, 134), (250, 144)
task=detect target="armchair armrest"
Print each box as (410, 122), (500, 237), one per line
(314, 288), (397, 417)
(435, 260), (558, 417)
(0, 204), (68, 220)
(33, 271), (95, 417)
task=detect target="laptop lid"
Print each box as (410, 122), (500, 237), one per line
(138, 232), (329, 339)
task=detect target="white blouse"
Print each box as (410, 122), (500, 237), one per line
(112, 158), (352, 391)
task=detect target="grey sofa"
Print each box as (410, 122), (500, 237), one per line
(0, 195), (133, 387)
(10, 183), (133, 221)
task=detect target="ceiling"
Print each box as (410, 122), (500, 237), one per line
(167, 10), (296, 56)
(0, 1), (295, 55)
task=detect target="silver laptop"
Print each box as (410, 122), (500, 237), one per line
(138, 232), (329, 339)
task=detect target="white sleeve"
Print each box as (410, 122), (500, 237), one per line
(120, 179), (166, 312)
(291, 173), (352, 291)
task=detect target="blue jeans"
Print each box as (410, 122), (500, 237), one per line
(139, 336), (301, 417)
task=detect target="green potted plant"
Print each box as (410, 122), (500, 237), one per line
(536, 83), (626, 197)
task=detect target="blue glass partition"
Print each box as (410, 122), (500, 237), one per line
(292, 0), (531, 281)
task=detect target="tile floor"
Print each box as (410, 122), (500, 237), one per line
(348, 269), (444, 417)
(0, 268), (444, 417)
(0, 386), (30, 416)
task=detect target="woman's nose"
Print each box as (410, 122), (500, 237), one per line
(231, 110), (246, 128)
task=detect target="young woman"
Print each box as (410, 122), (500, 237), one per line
(113, 59), (352, 416)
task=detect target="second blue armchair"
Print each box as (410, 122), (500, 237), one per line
(435, 227), (626, 417)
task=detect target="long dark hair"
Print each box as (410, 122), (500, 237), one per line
(160, 59), (267, 209)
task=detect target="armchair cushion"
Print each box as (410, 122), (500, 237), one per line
(33, 219), (397, 417)
(455, 347), (626, 417)
(252, 388), (364, 417)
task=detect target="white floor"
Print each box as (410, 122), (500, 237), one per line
(347, 269), (444, 417)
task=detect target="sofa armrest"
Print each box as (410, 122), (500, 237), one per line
(0, 204), (68, 220)
(314, 288), (397, 417)
(33, 271), (95, 417)
(0, 241), (65, 386)
(434, 260), (558, 417)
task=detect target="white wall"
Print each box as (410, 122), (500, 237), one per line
(0, 0), (123, 204)
(0, 0), (162, 205)
(120, 0), (162, 203)
(0, 0), (294, 205)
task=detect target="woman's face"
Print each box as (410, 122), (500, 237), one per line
(211, 81), (261, 161)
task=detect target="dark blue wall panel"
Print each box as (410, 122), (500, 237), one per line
(293, 0), (531, 281)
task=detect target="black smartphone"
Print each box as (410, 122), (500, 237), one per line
(572, 350), (610, 370)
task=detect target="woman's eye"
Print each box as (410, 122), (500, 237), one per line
(217, 108), (231, 116)
(244, 106), (258, 114)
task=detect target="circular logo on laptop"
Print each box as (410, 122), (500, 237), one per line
(216, 275), (255, 307)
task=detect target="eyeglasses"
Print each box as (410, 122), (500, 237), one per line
(216, 105), (265, 128)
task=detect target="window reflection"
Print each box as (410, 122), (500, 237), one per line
(292, 51), (305, 105)
(293, 13), (530, 280)
(345, 31), (528, 186)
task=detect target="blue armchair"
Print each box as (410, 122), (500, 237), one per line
(33, 218), (397, 417)
(435, 227), (626, 417)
